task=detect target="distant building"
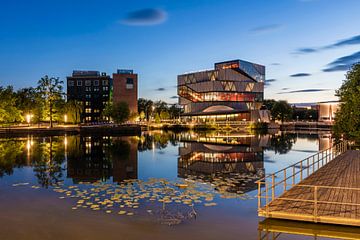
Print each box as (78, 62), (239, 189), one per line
(177, 59), (265, 122)
(318, 101), (340, 122)
(67, 71), (111, 123)
(113, 69), (138, 114)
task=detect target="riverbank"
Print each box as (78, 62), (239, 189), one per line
(0, 124), (141, 137)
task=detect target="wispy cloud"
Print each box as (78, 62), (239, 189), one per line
(155, 87), (166, 91)
(281, 87), (290, 91)
(295, 34), (360, 54)
(290, 73), (311, 77)
(271, 63), (281, 66)
(121, 8), (167, 26)
(249, 24), (283, 34)
(170, 96), (178, 99)
(264, 79), (276, 86)
(323, 51), (360, 72)
(278, 88), (330, 94)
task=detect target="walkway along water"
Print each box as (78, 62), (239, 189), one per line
(257, 141), (360, 226)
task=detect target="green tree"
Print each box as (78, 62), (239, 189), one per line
(139, 111), (146, 121)
(262, 99), (277, 111)
(160, 111), (170, 120)
(104, 101), (130, 124)
(333, 63), (360, 141)
(138, 98), (154, 121)
(64, 100), (83, 124)
(37, 76), (64, 127)
(271, 100), (293, 123)
(0, 86), (23, 124)
(168, 104), (182, 119)
(154, 112), (161, 123)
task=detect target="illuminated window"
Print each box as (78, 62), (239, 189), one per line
(102, 80), (108, 86)
(103, 86), (108, 91)
(85, 87), (91, 91)
(85, 101), (90, 106)
(85, 108), (91, 113)
(93, 87), (99, 91)
(126, 78), (134, 89)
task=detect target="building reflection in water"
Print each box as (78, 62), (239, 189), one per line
(258, 218), (360, 240)
(66, 135), (138, 183)
(178, 132), (268, 194)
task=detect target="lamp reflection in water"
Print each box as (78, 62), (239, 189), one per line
(26, 135), (34, 164)
(258, 218), (360, 240)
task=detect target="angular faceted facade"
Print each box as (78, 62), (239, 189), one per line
(178, 60), (265, 122)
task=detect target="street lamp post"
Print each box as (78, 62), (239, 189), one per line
(26, 114), (32, 127)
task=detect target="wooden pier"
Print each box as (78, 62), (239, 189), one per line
(258, 142), (360, 226)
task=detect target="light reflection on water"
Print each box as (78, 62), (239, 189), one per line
(0, 131), (341, 240)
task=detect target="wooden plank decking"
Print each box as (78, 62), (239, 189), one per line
(259, 150), (360, 226)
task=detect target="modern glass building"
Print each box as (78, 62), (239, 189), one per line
(177, 59), (265, 122)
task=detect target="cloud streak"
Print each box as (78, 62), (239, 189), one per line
(290, 73), (311, 77)
(278, 88), (330, 94)
(264, 79), (276, 86)
(155, 87), (166, 91)
(249, 24), (283, 34)
(295, 34), (360, 54)
(323, 51), (360, 72)
(121, 8), (167, 26)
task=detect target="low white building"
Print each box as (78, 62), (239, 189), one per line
(318, 101), (340, 122)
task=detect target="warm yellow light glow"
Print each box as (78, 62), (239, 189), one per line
(64, 114), (68, 123)
(26, 114), (33, 124)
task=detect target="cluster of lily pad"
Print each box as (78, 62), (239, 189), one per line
(14, 173), (259, 225)
(48, 178), (220, 224)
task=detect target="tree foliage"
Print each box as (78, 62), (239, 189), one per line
(104, 101), (130, 124)
(0, 86), (23, 124)
(271, 100), (293, 122)
(37, 76), (64, 127)
(333, 63), (360, 141)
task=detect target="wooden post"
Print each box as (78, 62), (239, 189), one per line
(292, 166), (295, 186)
(314, 186), (318, 222)
(272, 174), (275, 201)
(284, 169), (287, 192)
(307, 158), (310, 177)
(265, 183), (269, 216)
(258, 181), (261, 210)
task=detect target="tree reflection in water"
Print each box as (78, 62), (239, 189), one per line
(267, 133), (297, 154)
(0, 139), (26, 177)
(32, 136), (65, 188)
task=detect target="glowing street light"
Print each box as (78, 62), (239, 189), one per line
(26, 114), (33, 126)
(64, 114), (68, 124)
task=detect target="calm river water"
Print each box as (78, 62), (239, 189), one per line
(0, 131), (347, 240)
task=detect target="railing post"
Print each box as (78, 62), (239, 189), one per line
(300, 161), (303, 181)
(258, 181), (261, 210)
(307, 158), (310, 177)
(284, 169), (287, 191)
(272, 174), (275, 201)
(292, 166), (295, 186)
(265, 183), (269, 216)
(314, 186), (318, 222)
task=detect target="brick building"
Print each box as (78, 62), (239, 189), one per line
(112, 69), (138, 114)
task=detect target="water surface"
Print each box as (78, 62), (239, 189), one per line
(0, 131), (342, 240)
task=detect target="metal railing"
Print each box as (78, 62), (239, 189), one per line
(258, 141), (350, 219)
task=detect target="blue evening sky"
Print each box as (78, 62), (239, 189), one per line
(1, 0), (359, 103)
